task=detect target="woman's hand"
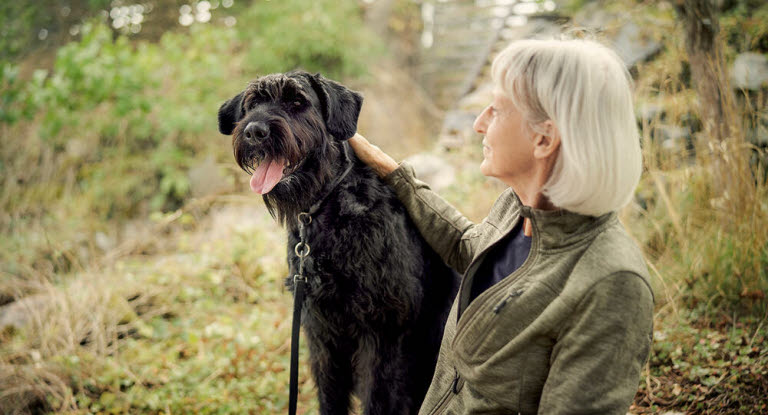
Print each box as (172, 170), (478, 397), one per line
(348, 133), (400, 178)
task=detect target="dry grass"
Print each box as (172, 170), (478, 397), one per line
(1, 1), (766, 413)
(626, 32), (768, 318)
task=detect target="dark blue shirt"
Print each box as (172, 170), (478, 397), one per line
(469, 220), (532, 302)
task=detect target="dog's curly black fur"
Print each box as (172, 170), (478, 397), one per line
(218, 71), (459, 415)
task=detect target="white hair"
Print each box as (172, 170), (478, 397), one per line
(491, 38), (642, 216)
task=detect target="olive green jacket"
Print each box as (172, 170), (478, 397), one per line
(383, 163), (654, 415)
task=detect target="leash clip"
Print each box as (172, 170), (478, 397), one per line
(293, 274), (308, 284)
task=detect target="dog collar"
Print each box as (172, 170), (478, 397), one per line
(303, 140), (355, 218)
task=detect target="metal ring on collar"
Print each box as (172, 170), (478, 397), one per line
(294, 242), (310, 257)
(298, 212), (312, 225)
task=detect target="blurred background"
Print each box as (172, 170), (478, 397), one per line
(0, 0), (766, 413)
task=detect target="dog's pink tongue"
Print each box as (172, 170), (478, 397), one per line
(250, 157), (285, 194)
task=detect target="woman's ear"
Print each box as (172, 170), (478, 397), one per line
(532, 120), (560, 159)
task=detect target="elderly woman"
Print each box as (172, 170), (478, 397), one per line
(349, 38), (654, 414)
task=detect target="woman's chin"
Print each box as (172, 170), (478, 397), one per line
(479, 160), (492, 177)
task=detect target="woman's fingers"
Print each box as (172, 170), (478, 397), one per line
(349, 133), (399, 178)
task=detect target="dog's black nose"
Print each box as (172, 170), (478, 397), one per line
(244, 121), (269, 141)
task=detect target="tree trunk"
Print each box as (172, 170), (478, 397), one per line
(674, 0), (738, 143)
(673, 0), (757, 220)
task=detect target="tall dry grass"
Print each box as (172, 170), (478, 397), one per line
(627, 40), (768, 319)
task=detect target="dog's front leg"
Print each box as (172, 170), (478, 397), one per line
(305, 328), (354, 415)
(364, 342), (414, 415)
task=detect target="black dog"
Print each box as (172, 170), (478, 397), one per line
(218, 71), (458, 415)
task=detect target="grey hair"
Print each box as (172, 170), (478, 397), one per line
(491, 38), (642, 216)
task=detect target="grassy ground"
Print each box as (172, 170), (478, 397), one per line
(1, 0), (767, 414)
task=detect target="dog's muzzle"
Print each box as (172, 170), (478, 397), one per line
(244, 121), (269, 142)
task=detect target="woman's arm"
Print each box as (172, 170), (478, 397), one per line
(538, 272), (654, 414)
(349, 133), (480, 273)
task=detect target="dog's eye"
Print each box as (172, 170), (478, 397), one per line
(293, 101), (302, 107)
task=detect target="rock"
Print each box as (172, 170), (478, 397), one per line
(747, 124), (768, 147)
(403, 153), (456, 190)
(572, 4), (661, 68)
(442, 110), (477, 133)
(572, 1), (612, 29)
(500, 17), (561, 41)
(637, 102), (665, 122)
(731, 52), (768, 90)
(438, 110), (480, 150)
(612, 21), (662, 68)
(94, 231), (115, 252)
(0, 294), (50, 331)
(656, 125), (691, 151)
(458, 83), (493, 112)
(187, 156), (228, 198)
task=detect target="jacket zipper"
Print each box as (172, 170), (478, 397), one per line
(492, 288), (525, 314)
(456, 215), (526, 320)
(453, 217), (539, 347)
(429, 368), (463, 415)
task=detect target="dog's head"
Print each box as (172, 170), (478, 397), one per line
(218, 71), (363, 195)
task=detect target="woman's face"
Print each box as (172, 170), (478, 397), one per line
(473, 90), (536, 188)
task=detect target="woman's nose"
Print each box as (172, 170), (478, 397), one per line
(474, 107), (489, 134)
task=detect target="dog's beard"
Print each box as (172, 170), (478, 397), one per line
(233, 114), (344, 228)
(233, 118), (310, 194)
(262, 141), (343, 229)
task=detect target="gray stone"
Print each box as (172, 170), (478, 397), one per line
(656, 125), (690, 151)
(747, 124), (768, 146)
(438, 110), (480, 149)
(613, 21), (662, 68)
(499, 18), (561, 41)
(731, 52), (768, 90)
(458, 83), (493, 112)
(0, 294), (50, 331)
(571, 4), (661, 68)
(637, 103), (665, 122)
(572, 1), (611, 29)
(94, 231), (115, 252)
(403, 153), (456, 190)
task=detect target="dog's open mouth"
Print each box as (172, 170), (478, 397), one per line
(248, 157), (301, 194)
(249, 156), (284, 194)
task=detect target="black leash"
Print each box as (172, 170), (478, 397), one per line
(288, 142), (354, 415)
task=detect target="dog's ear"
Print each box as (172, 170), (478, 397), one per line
(217, 91), (245, 135)
(306, 73), (363, 140)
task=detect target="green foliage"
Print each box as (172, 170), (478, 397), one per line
(0, 206), (322, 414)
(0, 4), (382, 411)
(3, 0), (765, 413)
(721, 1), (768, 53)
(0, 2), (37, 60)
(35, 22), (154, 144)
(0, 0), (112, 61)
(625, 0), (768, 319)
(1, 0), (379, 230)
(634, 309), (768, 414)
(237, 0), (381, 78)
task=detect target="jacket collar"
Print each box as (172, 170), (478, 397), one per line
(489, 188), (617, 251)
